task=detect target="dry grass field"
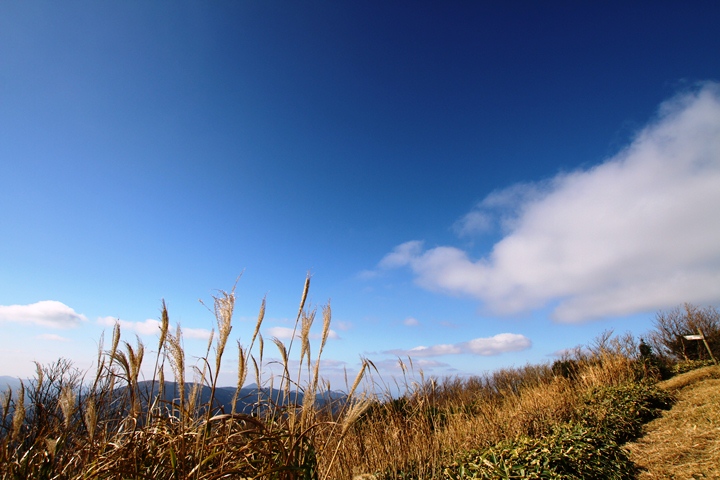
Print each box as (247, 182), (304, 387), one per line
(0, 279), (717, 479)
(627, 365), (720, 479)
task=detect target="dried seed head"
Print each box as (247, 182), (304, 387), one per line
(188, 381), (201, 413)
(272, 337), (289, 368)
(59, 385), (76, 430)
(341, 396), (373, 436)
(251, 297), (266, 348)
(83, 395), (96, 441)
(12, 381), (25, 440)
(126, 337), (145, 385)
(298, 274), (311, 320)
(158, 366), (165, 400)
(232, 342), (248, 414)
(167, 326), (185, 411)
(212, 289), (234, 373)
(159, 300), (170, 351)
(1, 387), (10, 420)
(34, 362), (44, 395)
(300, 308), (315, 365)
(237, 342), (247, 390)
(320, 303), (332, 351)
(258, 334), (264, 362)
(251, 355), (260, 389)
(94, 331), (106, 383)
(347, 360), (368, 400)
(110, 321), (121, 360)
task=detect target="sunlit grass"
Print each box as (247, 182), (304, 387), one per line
(0, 278), (700, 479)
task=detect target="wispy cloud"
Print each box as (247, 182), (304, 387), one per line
(453, 182), (549, 237)
(37, 333), (71, 342)
(265, 326), (339, 340)
(97, 317), (213, 340)
(376, 83), (720, 322)
(98, 317), (162, 336)
(385, 333), (531, 357)
(403, 317), (420, 327)
(319, 330), (340, 340)
(184, 327), (213, 340)
(371, 358), (452, 374)
(334, 320), (353, 331)
(0, 301), (87, 329)
(378, 241), (424, 269)
(438, 320), (458, 328)
(356, 269), (380, 280)
(265, 326), (295, 339)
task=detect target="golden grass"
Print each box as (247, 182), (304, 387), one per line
(2, 277), (709, 479)
(658, 364), (720, 391)
(627, 365), (720, 479)
(326, 351), (644, 479)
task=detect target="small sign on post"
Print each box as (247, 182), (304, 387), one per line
(682, 329), (718, 366)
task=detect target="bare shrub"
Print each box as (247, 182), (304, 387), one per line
(649, 304), (720, 362)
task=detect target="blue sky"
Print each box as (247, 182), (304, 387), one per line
(2, 2), (720, 388)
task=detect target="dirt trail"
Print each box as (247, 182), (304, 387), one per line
(626, 366), (720, 479)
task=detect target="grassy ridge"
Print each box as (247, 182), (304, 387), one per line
(0, 280), (697, 479)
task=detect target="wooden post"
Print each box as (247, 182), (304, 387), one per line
(697, 328), (718, 366)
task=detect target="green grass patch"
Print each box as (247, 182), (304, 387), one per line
(438, 382), (674, 480)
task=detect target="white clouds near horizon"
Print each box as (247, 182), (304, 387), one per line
(385, 333), (531, 357)
(375, 83), (720, 322)
(0, 301), (87, 328)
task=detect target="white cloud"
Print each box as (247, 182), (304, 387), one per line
(377, 83), (720, 322)
(356, 269), (379, 280)
(371, 358), (451, 374)
(403, 317), (420, 327)
(0, 301), (87, 329)
(183, 327), (213, 340)
(378, 241), (424, 269)
(97, 317), (212, 340)
(335, 320), (353, 331)
(550, 347), (584, 358)
(385, 333), (531, 357)
(316, 330), (340, 340)
(97, 317), (162, 336)
(37, 333), (71, 342)
(266, 326), (339, 340)
(266, 326), (297, 339)
(453, 210), (493, 237)
(454, 182), (549, 237)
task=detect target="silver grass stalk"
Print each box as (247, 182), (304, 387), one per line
(213, 289), (234, 376)
(232, 342), (247, 415)
(167, 325), (185, 414)
(12, 381), (25, 441)
(59, 385), (76, 430)
(249, 296), (265, 352)
(1, 388), (10, 422)
(84, 396), (97, 441)
(286, 274), (311, 356)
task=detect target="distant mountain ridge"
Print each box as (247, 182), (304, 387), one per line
(0, 376), (23, 394)
(1, 377), (348, 415)
(127, 381), (349, 415)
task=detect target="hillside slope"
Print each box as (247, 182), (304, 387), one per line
(627, 366), (720, 479)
